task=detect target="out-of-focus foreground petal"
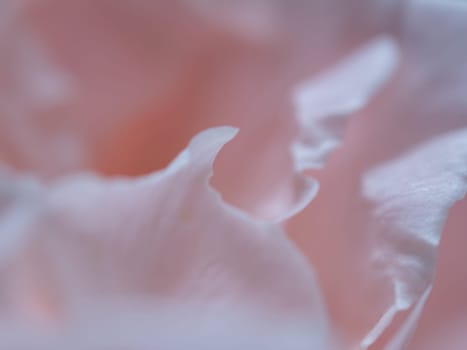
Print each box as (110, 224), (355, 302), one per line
(0, 127), (330, 349)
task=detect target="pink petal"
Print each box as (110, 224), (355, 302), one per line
(408, 199), (467, 350)
(0, 0), (402, 221)
(292, 36), (399, 173)
(360, 129), (467, 349)
(272, 36), (399, 225)
(401, 0), (467, 120)
(0, 127), (331, 349)
(410, 317), (467, 350)
(289, 128), (467, 349)
(394, 4), (467, 348)
(286, 1), (467, 348)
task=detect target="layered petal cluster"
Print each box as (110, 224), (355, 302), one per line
(1, 1), (467, 349)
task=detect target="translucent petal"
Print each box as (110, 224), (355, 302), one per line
(290, 127), (467, 349)
(0, 127), (331, 349)
(361, 129), (467, 349)
(273, 36), (399, 224)
(0, 0), (402, 221)
(292, 36), (399, 173)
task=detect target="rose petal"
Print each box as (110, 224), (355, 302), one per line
(286, 0), (467, 346)
(0, 127), (331, 349)
(285, 35), (404, 348)
(388, 3), (467, 347)
(290, 127), (467, 349)
(292, 36), (399, 173)
(267, 36), (399, 225)
(401, 0), (467, 120)
(0, 0), (402, 222)
(383, 287), (431, 350)
(408, 197), (467, 350)
(360, 128), (467, 348)
(410, 316), (467, 350)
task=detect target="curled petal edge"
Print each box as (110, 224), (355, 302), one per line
(275, 36), (399, 224)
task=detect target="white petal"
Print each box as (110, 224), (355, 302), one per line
(0, 127), (331, 349)
(276, 37), (399, 223)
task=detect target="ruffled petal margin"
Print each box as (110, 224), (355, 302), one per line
(361, 128), (467, 349)
(287, 33), (467, 349)
(273, 36), (399, 224)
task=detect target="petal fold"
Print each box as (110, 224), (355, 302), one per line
(360, 128), (467, 348)
(0, 127), (331, 349)
(292, 36), (399, 172)
(278, 37), (399, 223)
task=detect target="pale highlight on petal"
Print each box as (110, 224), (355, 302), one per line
(292, 36), (399, 173)
(0, 127), (331, 349)
(384, 287), (431, 350)
(278, 37), (399, 223)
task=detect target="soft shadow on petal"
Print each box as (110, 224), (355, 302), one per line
(409, 316), (467, 350)
(408, 197), (467, 350)
(0, 127), (331, 349)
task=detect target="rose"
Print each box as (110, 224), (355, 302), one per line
(0, 1), (466, 349)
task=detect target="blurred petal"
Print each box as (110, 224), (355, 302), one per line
(0, 0), (402, 222)
(269, 36), (399, 224)
(393, 2), (467, 348)
(401, 0), (467, 119)
(286, 35), (403, 348)
(0, 127), (331, 349)
(410, 316), (467, 350)
(292, 36), (399, 173)
(344, 2), (467, 346)
(183, 0), (283, 42)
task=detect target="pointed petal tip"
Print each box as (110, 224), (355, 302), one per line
(190, 126), (239, 147)
(188, 126), (239, 161)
